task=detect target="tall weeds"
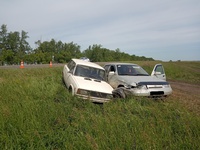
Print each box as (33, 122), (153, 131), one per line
(0, 66), (200, 149)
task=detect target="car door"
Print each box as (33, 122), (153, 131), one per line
(104, 65), (110, 82)
(63, 60), (76, 87)
(107, 65), (118, 88)
(151, 64), (166, 81)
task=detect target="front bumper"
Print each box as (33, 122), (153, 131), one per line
(132, 87), (172, 97)
(113, 86), (172, 97)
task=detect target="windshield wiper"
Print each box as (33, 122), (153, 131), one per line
(94, 79), (101, 82)
(135, 74), (149, 76)
(119, 73), (133, 76)
(84, 77), (92, 81)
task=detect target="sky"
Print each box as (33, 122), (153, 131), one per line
(1, 0), (200, 61)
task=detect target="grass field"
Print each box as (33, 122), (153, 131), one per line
(0, 61), (200, 149)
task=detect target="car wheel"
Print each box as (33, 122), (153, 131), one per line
(112, 87), (126, 99)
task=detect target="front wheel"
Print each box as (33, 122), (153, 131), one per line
(68, 86), (75, 96)
(112, 88), (126, 99)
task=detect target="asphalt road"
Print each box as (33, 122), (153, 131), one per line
(0, 64), (65, 69)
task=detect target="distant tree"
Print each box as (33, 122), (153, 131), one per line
(1, 49), (14, 65)
(33, 39), (81, 63)
(0, 24), (155, 65)
(17, 30), (31, 62)
(0, 24), (8, 50)
(82, 45), (154, 62)
(7, 31), (20, 53)
(0, 24), (31, 64)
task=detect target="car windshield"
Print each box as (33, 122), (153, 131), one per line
(74, 65), (106, 81)
(117, 64), (149, 76)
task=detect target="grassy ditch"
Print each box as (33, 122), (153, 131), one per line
(0, 64), (200, 149)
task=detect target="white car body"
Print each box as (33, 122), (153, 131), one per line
(104, 63), (172, 98)
(62, 59), (113, 103)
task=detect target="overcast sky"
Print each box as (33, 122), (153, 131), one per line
(1, 0), (200, 61)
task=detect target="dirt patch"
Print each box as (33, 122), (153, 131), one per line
(169, 80), (200, 115)
(169, 80), (200, 95)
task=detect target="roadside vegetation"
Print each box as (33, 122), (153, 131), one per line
(0, 61), (200, 149)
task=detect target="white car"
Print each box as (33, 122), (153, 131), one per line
(104, 63), (172, 98)
(62, 59), (113, 103)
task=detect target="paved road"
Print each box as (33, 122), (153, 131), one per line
(0, 64), (65, 69)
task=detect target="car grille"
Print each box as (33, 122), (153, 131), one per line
(89, 91), (110, 98)
(147, 85), (162, 88)
(138, 81), (168, 89)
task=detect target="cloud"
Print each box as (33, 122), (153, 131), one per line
(1, 0), (200, 61)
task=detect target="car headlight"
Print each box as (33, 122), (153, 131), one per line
(77, 89), (89, 95)
(106, 94), (113, 99)
(137, 85), (147, 89)
(162, 84), (170, 88)
(124, 84), (132, 89)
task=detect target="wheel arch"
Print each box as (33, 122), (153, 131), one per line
(118, 84), (125, 88)
(68, 84), (75, 95)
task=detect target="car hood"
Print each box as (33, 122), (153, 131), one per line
(74, 76), (113, 94)
(118, 75), (168, 86)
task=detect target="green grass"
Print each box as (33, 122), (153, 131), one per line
(0, 63), (200, 149)
(136, 61), (200, 84)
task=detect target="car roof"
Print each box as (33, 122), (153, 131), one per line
(104, 62), (139, 66)
(72, 59), (104, 70)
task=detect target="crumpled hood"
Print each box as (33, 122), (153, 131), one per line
(118, 76), (167, 86)
(74, 76), (113, 94)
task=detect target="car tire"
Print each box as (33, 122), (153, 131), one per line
(112, 87), (126, 99)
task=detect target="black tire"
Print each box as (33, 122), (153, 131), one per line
(112, 87), (126, 99)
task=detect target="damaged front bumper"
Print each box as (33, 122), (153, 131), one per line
(112, 86), (172, 98)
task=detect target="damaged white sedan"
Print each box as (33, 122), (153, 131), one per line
(104, 63), (172, 98)
(62, 59), (113, 103)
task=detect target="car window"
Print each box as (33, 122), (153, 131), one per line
(155, 65), (164, 74)
(74, 65), (106, 81)
(110, 65), (116, 72)
(117, 64), (149, 76)
(67, 60), (76, 71)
